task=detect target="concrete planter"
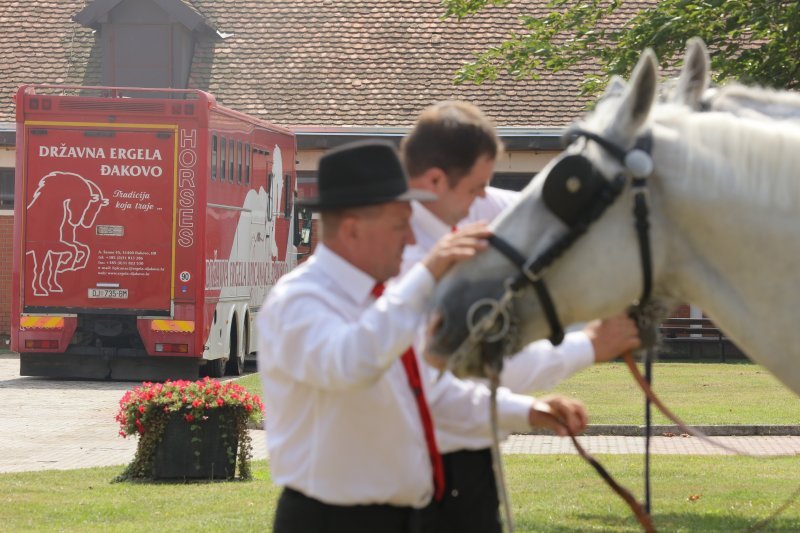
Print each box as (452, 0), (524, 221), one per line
(153, 409), (238, 480)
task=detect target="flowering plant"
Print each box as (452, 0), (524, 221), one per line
(114, 377), (264, 481)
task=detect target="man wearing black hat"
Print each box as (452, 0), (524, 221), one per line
(257, 140), (588, 533)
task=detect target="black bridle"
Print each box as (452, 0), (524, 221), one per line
(480, 129), (654, 349)
(462, 128), (658, 533)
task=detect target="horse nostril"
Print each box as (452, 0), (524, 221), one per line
(425, 311), (451, 366)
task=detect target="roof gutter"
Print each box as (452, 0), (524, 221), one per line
(292, 126), (564, 151)
(0, 124), (566, 151)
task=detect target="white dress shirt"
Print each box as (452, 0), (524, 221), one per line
(257, 242), (534, 508)
(403, 187), (595, 452)
(465, 185), (521, 223)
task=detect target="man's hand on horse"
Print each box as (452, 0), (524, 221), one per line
(528, 394), (588, 436)
(584, 313), (642, 362)
(422, 222), (491, 281)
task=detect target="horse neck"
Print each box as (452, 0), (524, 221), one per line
(654, 131), (800, 394)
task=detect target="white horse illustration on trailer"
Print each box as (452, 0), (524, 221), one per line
(26, 171), (108, 296)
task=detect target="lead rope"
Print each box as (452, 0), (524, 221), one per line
(644, 347), (653, 514)
(484, 352), (656, 533)
(556, 417), (656, 533)
(524, 387), (657, 533)
(485, 363), (515, 533)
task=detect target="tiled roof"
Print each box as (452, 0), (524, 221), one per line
(74, 0), (216, 33)
(0, 1), (101, 123)
(0, 0), (657, 129)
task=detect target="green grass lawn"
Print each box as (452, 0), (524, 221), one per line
(544, 361), (800, 425)
(1, 456), (798, 531)
(234, 371), (260, 396)
(238, 361), (800, 425)
(1, 362), (796, 531)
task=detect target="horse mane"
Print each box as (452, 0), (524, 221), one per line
(703, 84), (800, 122)
(652, 101), (800, 210)
(28, 172), (95, 212)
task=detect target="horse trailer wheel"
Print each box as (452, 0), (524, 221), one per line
(204, 356), (226, 378)
(225, 324), (244, 376)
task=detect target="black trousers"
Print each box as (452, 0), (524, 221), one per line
(273, 487), (420, 533)
(419, 448), (501, 533)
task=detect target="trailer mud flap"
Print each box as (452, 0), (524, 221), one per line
(20, 353), (199, 381)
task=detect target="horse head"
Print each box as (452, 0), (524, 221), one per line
(428, 49), (677, 377)
(78, 180), (108, 228)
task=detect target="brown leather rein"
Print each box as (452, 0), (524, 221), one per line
(619, 351), (800, 532)
(535, 405), (657, 532)
(536, 349), (796, 533)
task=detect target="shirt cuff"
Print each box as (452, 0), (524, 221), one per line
(387, 262), (435, 312)
(495, 389), (536, 433)
(557, 331), (595, 372)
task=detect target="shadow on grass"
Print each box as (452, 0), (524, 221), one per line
(112, 477), (255, 485)
(516, 510), (799, 532)
(640, 357), (755, 366)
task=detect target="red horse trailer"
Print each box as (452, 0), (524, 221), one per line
(11, 85), (301, 379)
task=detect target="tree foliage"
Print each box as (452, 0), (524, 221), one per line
(443, 0), (800, 94)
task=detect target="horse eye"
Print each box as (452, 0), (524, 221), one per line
(565, 176), (582, 194)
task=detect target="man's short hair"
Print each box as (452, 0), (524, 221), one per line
(319, 205), (383, 240)
(401, 101), (502, 187)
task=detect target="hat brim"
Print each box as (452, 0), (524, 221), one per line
(297, 188), (437, 209)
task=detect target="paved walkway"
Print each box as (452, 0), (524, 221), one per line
(502, 434), (800, 456)
(0, 353), (798, 473)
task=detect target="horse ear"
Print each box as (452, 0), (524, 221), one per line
(673, 37), (710, 108)
(615, 49), (658, 137)
(603, 75), (627, 99)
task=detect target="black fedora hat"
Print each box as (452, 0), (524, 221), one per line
(297, 140), (437, 209)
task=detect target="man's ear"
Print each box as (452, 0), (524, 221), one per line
(410, 167), (449, 195)
(336, 214), (361, 245)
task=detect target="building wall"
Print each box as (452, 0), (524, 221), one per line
(296, 148), (556, 175)
(0, 146), (13, 340)
(0, 212), (12, 342)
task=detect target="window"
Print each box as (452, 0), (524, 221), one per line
(236, 141), (242, 185)
(0, 168), (13, 209)
(490, 172), (535, 192)
(245, 144), (251, 186)
(220, 136), (227, 182)
(228, 139), (234, 183)
(266, 172), (274, 219)
(284, 174), (292, 219)
(211, 134), (218, 181)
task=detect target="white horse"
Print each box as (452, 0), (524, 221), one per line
(429, 44), (800, 397)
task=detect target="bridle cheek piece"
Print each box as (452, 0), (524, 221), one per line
(454, 128), (655, 373)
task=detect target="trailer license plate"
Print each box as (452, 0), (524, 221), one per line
(88, 288), (129, 299)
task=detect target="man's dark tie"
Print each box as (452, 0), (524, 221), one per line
(371, 282), (445, 501)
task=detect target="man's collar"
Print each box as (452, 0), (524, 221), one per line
(411, 200), (452, 241)
(314, 244), (378, 304)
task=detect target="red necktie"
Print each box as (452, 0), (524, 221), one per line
(372, 283), (446, 501)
